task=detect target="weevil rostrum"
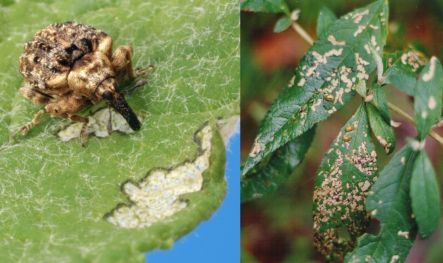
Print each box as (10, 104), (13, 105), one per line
(17, 21), (143, 143)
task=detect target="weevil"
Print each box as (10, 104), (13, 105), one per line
(18, 21), (143, 143)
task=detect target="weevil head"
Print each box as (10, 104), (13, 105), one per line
(69, 51), (141, 131)
(97, 78), (141, 131)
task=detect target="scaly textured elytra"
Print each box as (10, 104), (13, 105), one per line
(17, 21), (143, 144)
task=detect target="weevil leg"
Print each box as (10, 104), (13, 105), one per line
(16, 109), (46, 136)
(107, 106), (113, 135)
(97, 35), (113, 57)
(44, 95), (91, 145)
(112, 45), (135, 82)
(119, 65), (154, 94)
(68, 114), (89, 146)
(134, 64), (155, 78)
(19, 86), (53, 105)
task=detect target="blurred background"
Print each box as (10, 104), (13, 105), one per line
(241, 0), (443, 262)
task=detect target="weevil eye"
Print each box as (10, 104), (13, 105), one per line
(102, 91), (113, 101)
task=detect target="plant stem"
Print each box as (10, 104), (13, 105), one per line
(387, 102), (443, 146)
(291, 23), (313, 45)
(290, 22), (443, 147)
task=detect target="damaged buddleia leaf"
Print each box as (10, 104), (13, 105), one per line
(383, 49), (427, 96)
(241, 127), (315, 202)
(0, 0), (238, 262)
(346, 146), (418, 263)
(366, 103), (395, 153)
(313, 105), (377, 261)
(316, 6), (337, 37)
(369, 83), (391, 121)
(414, 56), (443, 140)
(243, 0), (389, 177)
(410, 149), (441, 238)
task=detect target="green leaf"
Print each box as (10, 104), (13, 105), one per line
(241, 0), (286, 13)
(345, 145), (418, 263)
(273, 16), (291, 33)
(313, 105), (378, 261)
(243, 0), (389, 176)
(0, 0), (238, 262)
(316, 6), (337, 37)
(241, 127), (315, 202)
(414, 56), (443, 140)
(410, 149), (441, 238)
(366, 103), (395, 153)
(355, 80), (367, 98)
(383, 50), (427, 96)
(370, 83), (391, 121)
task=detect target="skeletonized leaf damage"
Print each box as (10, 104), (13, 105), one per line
(346, 145), (418, 263)
(243, 0), (389, 176)
(313, 105), (377, 261)
(106, 125), (212, 228)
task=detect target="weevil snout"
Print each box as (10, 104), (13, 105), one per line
(100, 84), (141, 131)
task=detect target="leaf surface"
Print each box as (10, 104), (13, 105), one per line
(413, 56), (443, 139)
(313, 105), (378, 261)
(383, 50), (426, 96)
(316, 6), (337, 37)
(241, 127), (315, 202)
(366, 103), (395, 153)
(240, 0), (286, 13)
(243, 0), (389, 176)
(345, 145), (418, 263)
(273, 16), (291, 33)
(410, 150), (440, 238)
(0, 0), (239, 262)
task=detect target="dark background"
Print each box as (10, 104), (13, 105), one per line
(241, 0), (443, 262)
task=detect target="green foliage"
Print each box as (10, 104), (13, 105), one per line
(0, 0), (238, 262)
(346, 145), (418, 263)
(366, 103), (395, 153)
(413, 57), (443, 140)
(313, 105), (377, 261)
(242, 0), (388, 181)
(411, 150), (441, 238)
(242, 0), (442, 261)
(316, 6), (337, 37)
(383, 50), (426, 96)
(241, 127), (315, 202)
(273, 16), (292, 32)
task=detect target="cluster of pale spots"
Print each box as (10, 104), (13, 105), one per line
(57, 108), (137, 141)
(416, 56), (441, 126)
(313, 106), (377, 260)
(245, 0), (388, 173)
(400, 50), (427, 72)
(106, 125), (212, 228)
(346, 146), (418, 263)
(422, 56), (437, 82)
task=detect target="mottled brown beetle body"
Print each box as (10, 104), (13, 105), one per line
(18, 21), (141, 142)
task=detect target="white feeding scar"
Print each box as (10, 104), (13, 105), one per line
(105, 124), (212, 228)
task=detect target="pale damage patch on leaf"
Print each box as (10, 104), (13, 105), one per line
(57, 108), (138, 141)
(313, 106), (377, 261)
(422, 56), (437, 81)
(105, 124), (212, 228)
(401, 50), (427, 72)
(327, 35), (346, 46)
